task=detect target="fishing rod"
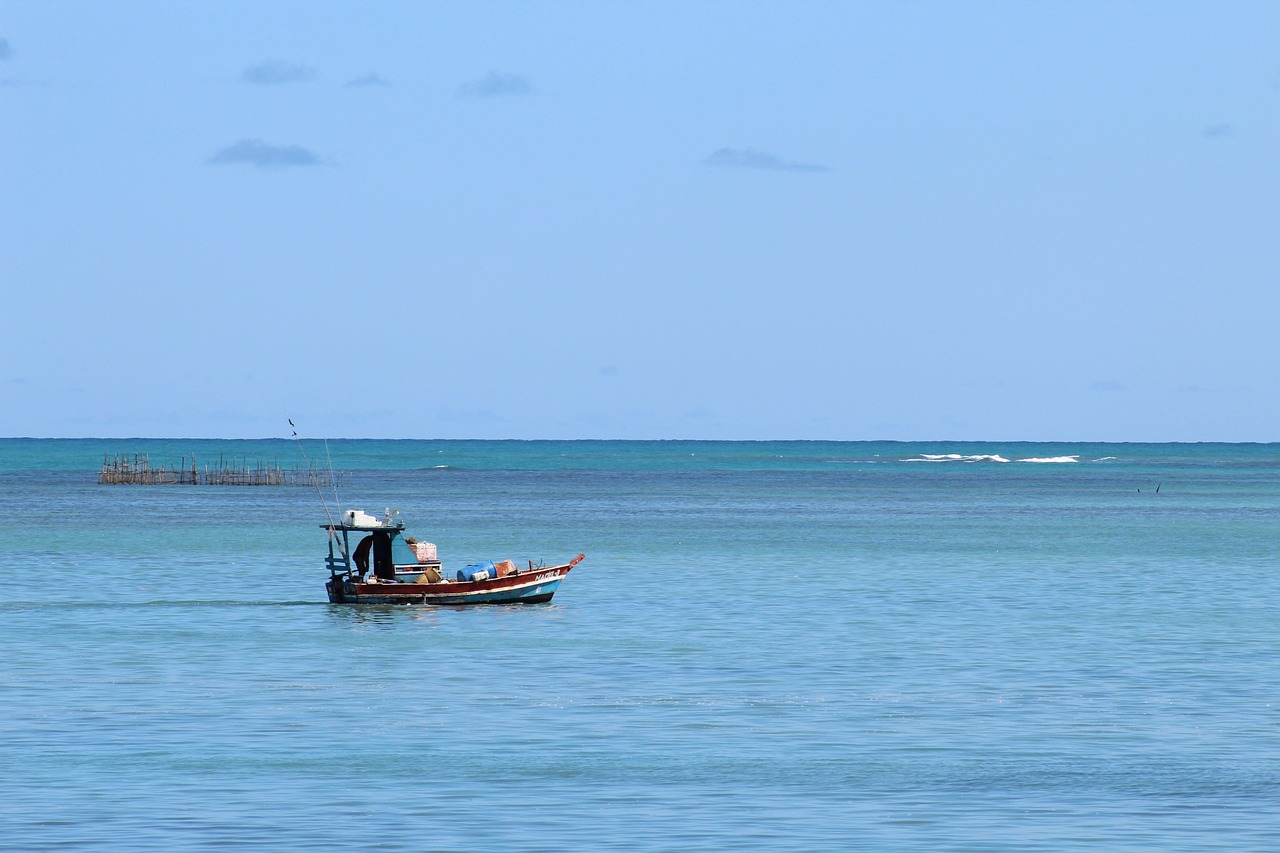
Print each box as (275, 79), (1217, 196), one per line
(323, 436), (341, 519)
(290, 419), (341, 537)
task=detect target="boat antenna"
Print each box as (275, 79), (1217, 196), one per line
(290, 419), (339, 531)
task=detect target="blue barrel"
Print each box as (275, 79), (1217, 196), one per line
(456, 561), (496, 582)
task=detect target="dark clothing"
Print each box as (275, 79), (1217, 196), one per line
(353, 535), (373, 574)
(371, 531), (394, 580)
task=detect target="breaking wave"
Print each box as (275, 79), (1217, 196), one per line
(904, 454), (1011, 463)
(902, 453), (1084, 465)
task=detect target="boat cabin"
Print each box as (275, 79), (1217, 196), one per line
(323, 509), (443, 584)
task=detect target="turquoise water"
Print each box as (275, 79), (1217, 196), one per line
(1, 440), (1278, 850)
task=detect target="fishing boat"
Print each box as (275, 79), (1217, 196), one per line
(322, 508), (584, 605)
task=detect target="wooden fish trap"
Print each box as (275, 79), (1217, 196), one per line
(99, 452), (348, 487)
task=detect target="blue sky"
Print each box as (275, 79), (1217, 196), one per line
(2, 1), (1277, 440)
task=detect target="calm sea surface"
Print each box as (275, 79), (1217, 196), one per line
(1, 439), (1278, 851)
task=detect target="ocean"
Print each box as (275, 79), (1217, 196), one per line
(1, 439), (1277, 851)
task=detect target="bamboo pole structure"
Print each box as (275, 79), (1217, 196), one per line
(99, 452), (347, 487)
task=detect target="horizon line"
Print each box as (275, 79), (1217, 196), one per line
(2, 436), (1276, 445)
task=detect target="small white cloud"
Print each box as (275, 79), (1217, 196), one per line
(345, 73), (391, 88)
(458, 72), (531, 98)
(206, 139), (321, 169)
(704, 147), (829, 173)
(243, 60), (315, 85)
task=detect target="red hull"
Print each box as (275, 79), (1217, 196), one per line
(328, 555), (584, 605)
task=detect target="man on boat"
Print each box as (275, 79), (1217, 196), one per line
(353, 534), (373, 577)
(353, 532), (396, 582)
